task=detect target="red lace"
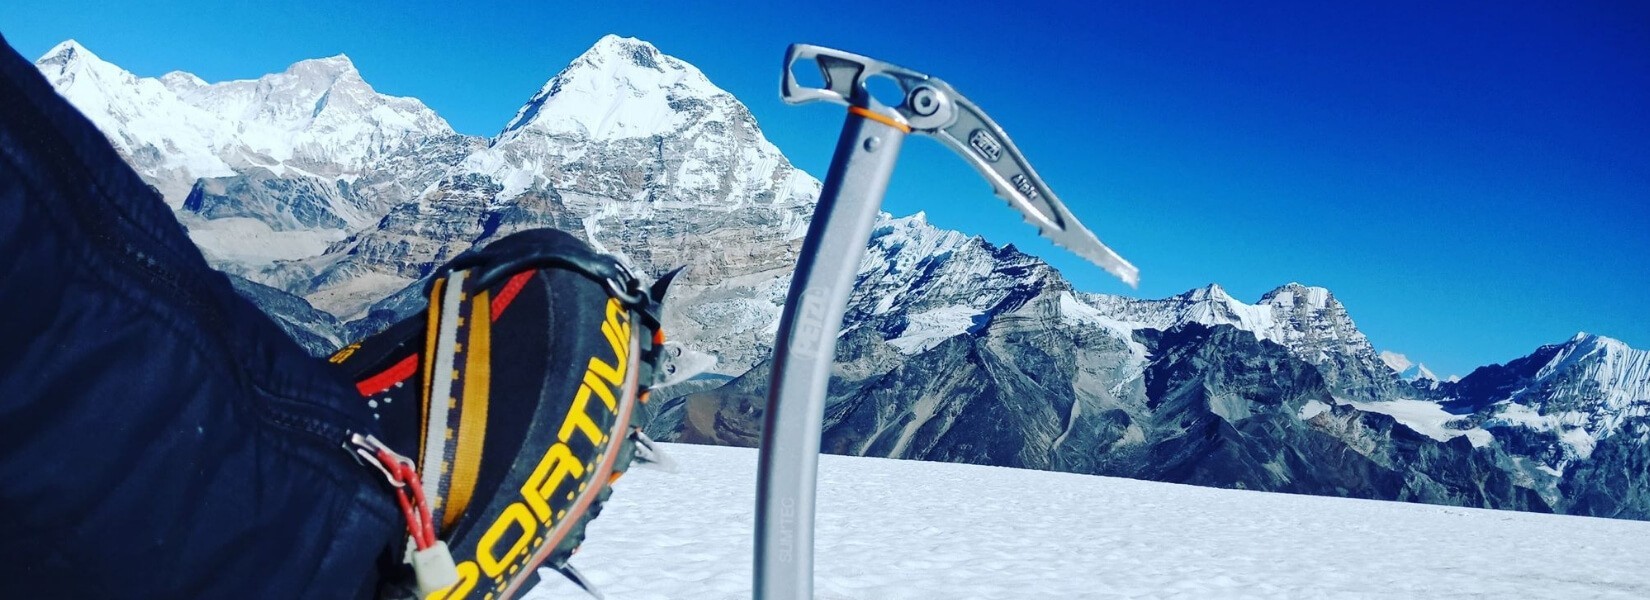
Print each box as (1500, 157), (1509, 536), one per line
(378, 448), (437, 550)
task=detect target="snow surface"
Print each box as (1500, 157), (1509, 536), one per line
(1342, 398), (1493, 447)
(1297, 399), (1332, 420)
(886, 306), (984, 354)
(530, 443), (1650, 599)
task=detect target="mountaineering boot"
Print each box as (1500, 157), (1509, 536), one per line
(330, 229), (683, 599)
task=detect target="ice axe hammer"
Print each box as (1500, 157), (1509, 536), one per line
(754, 44), (1139, 598)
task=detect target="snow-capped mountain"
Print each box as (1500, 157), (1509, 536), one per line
(36, 40), (237, 203)
(1433, 333), (1650, 469)
(37, 36), (815, 371)
(41, 36), (1650, 520)
(463, 33), (813, 208)
(1381, 351), (1439, 382)
(841, 222), (1392, 401)
(1454, 333), (1650, 428)
(1075, 282), (1399, 400)
(38, 40), (468, 207)
(34, 39), (480, 271)
(287, 35), (820, 369)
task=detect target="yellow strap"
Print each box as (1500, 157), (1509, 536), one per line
(444, 290), (492, 529)
(418, 277), (447, 464)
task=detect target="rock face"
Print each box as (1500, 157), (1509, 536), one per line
(41, 36), (1650, 520)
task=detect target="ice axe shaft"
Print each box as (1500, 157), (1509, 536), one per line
(755, 108), (905, 600)
(755, 44), (1135, 600)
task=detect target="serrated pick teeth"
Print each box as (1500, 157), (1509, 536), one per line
(1006, 199), (1139, 288)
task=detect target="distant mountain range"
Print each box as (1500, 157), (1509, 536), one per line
(36, 36), (1650, 519)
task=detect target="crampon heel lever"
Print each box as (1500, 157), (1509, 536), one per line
(755, 44), (1139, 599)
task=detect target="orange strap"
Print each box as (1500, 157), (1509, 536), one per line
(848, 105), (912, 133)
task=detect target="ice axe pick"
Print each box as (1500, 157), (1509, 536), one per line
(754, 44), (1139, 599)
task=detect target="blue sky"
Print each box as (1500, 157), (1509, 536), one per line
(3, 1), (1646, 376)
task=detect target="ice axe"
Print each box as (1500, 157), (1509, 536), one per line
(754, 44), (1139, 598)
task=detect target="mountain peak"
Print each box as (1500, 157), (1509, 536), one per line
(160, 70), (208, 91)
(1380, 350), (1415, 372)
(1380, 351), (1438, 381)
(584, 35), (666, 71)
(1570, 331), (1620, 345)
(1182, 283), (1232, 302)
(32, 40), (462, 205)
(34, 39), (117, 78)
(495, 35), (719, 142)
(1565, 332), (1633, 359)
(1259, 282), (1334, 309)
(38, 39), (96, 65)
(285, 53), (360, 80)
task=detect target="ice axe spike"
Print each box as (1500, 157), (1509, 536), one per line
(754, 44), (1139, 599)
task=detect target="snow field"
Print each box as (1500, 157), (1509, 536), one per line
(1341, 397), (1494, 447)
(530, 443), (1650, 599)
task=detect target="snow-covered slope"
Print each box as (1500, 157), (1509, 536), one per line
(35, 40), (480, 271)
(530, 443), (1650, 599)
(37, 40), (466, 206)
(1514, 333), (1650, 426)
(35, 40), (237, 202)
(1380, 350), (1439, 382)
(1443, 332), (1650, 463)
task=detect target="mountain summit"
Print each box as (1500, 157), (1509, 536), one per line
(36, 39), (97, 70)
(1380, 351), (1439, 382)
(498, 35), (712, 142)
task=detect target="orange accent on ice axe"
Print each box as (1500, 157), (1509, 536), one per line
(848, 105), (911, 133)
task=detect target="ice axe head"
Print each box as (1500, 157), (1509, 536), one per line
(756, 45), (1142, 600)
(781, 44), (1139, 287)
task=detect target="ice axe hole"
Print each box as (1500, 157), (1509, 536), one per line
(863, 74), (906, 109)
(789, 59), (826, 91)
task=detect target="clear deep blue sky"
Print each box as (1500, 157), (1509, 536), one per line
(4, 1), (1646, 376)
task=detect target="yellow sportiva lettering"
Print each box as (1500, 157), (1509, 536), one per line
(522, 443), (583, 521)
(432, 298), (631, 598)
(559, 383), (607, 445)
(478, 503), (535, 578)
(426, 561), (479, 600)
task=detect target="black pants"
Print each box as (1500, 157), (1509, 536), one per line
(0, 35), (398, 598)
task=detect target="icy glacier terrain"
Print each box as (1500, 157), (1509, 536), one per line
(530, 443), (1650, 599)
